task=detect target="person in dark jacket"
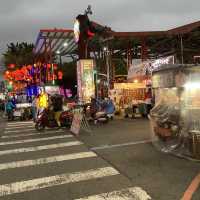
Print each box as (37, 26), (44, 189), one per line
(52, 95), (63, 127)
(90, 97), (98, 119)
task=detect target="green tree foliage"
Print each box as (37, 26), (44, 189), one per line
(3, 42), (34, 67)
(112, 59), (127, 75)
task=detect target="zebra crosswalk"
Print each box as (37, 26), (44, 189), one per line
(0, 121), (151, 200)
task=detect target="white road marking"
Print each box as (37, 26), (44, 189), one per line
(0, 167), (119, 197)
(7, 121), (34, 126)
(5, 126), (34, 130)
(4, 128), (69, 134)
(1, 130), (66, 139)
(4, 129), (36, 133)
(0, 141), (82, 156)
(0, 135), (73, 146)
(6, 123), (34, 127)
(0, 152), (97, 171)
(91, 140), (152, 151)
(75, 187), (151, 200)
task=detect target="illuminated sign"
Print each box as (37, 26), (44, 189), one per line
(74, 19), (80, 43)
(152, 56), (174, 69)
(128, 56), (175, 79)
(77, 59), (95, 103)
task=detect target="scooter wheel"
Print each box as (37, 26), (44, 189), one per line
(35, 122), (45, 131)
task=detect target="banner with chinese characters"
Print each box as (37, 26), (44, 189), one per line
(70, 109), (83, 135)
(128, 56), (175, 80)
(77, 59), (95, 103)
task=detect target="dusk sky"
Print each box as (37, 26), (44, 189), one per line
(0, 0), (200, 57)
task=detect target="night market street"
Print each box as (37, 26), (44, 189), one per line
(0, 118), (200, 200)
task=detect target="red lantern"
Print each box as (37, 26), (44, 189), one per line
(8, 64), (15, 69)
(58, 71), (63, 80)
(53, 74), (57, 80)
(5, 71), (10, 75)
(47, 64), (51, 69)
(53, 64), (58, 70)
(47, 72), (52, 81)
(27, 65), (32, 70)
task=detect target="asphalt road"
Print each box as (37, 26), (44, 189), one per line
(0, 119), (151, 200)
(78, 118), (200, 200)
(0, 117), (200, 199)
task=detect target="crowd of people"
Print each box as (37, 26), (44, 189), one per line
(1, 88), (65, 126)
(1, 87), (152, 126)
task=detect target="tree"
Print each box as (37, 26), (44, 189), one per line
(112, 59), (127, 75)
(58, 61), (77, 95)
(2, 42), (34, 68)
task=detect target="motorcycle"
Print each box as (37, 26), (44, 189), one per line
(85, 105), (109, 124)
(35, 108), (73, 131)
(94, 111), (109, 124)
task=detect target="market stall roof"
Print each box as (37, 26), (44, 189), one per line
(34, 29), (77, 56)
(111, 21), (200, 38)
(34, 20), (200, 59)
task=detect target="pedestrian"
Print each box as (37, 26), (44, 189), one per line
(144, 87), (152, 117)
(90, 96), (98, 119)
(31, 96), (38, 122)
(52, 95), (63, 128)
(6, 99), (15, 121)
(38, 89), (48, 114)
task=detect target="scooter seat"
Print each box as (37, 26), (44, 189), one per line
(96, 112), (106, 117)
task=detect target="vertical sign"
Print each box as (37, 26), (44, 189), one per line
(70, 109), (83, 136)
(77, 59), (95, 103)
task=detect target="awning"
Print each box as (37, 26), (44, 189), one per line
(34, 29), (77, 56)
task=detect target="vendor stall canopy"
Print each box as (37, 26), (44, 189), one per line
(34, 20), (200, 62)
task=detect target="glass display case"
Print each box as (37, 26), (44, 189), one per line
(150, 64), (200, 160)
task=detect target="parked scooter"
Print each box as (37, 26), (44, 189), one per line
(35, 108), (73, 131)
(94, 111), (109, 124)
(103, 98), (115, 120)
(85, 105), (109, 124)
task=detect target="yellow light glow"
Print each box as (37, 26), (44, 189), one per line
(184, 82), (200, 89)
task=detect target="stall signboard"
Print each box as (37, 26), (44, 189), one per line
(16, 103), (31, 108)
(70, 109), (83, 135)
(128, 61), (148, 80)
(128, 56), (175, 80)
(114, 83), (146, 90)
(77, 59), (95, 103)
(45, 86), (60, 95)
(151, 56), (174, 70)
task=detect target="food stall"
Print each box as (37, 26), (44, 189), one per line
(109, 82), (147, 117)
(150, 64), (200, 160)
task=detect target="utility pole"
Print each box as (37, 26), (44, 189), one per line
(180, 35), (184, 64)
(106, 49), (110, 91)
